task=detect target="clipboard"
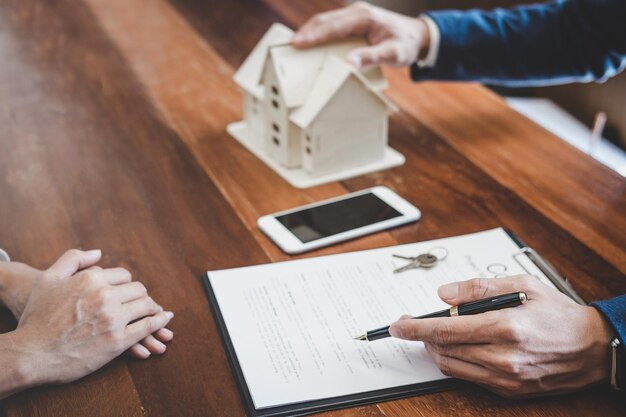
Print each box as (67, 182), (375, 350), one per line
(505, 230), (584, 304)
(202, 229), (583, 417)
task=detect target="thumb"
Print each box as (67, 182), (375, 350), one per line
(437, 276), (535, 305)
(46, 249), (102, 279)
(347, 41), (400, 69)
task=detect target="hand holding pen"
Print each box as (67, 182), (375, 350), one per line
(364, 275), (614, 399)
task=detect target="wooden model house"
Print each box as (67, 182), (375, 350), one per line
(290, 55), (397, 176)
(232, 23), (293, 147)
(229, 23), (404, 188)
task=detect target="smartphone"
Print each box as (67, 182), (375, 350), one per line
(257, 186), (420, 254)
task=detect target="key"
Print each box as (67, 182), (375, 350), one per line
(392, 254), (418, 261)
(392, 253), (438, 273)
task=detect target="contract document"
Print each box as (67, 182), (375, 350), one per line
(204, 228), (569, 416)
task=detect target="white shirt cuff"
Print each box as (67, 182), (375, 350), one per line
(416, 15), (440, 68)
(0, 248), (10, 262)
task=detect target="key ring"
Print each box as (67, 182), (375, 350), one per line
(391, 246), (449, 273)
(487, 263), (508, 278)
(427, 246), (449, 262)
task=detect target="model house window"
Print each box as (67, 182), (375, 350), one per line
(271, 99), (279, 109)
(272, 123), (280, 133)
(272, 136), (280, 146)
(271, 85), (279, 95)
(305, 146), (311, 155)
(306, 134), (311, 142)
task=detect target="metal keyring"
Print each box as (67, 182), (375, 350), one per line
(427, 246), (448, 262)
(487, 263), (508, 274)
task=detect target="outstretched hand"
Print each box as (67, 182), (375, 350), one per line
(292, 2), (430, 69)
(389, 275), (613, 397)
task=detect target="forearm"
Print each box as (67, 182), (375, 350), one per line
(0, 262), (39, 319)
(413, 0), (626, 86)
(0, 331), (39, 399)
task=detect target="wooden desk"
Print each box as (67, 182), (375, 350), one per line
(0, 0), (624, 416)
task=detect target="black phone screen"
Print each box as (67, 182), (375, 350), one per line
(275, 192), (402, 243)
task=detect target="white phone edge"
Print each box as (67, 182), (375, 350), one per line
(257, 186), (421, 255)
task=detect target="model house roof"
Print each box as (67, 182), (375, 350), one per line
(233, 23), (293, 99)
(267, 39), (388, 109)
(290, 55), (397, 129)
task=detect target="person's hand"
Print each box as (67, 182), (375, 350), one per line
(389, 275), (614, 397)
(13, 249), (175, 385)
(292, 2), (430, 69)
(0, 256), (173, 359)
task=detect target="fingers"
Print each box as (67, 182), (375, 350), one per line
(425, 344), (525, 395)
(424, 342), (491, 380)
(141, 334), (167, 354)
(426, 343), (507, 374)
(114, 281), (148, 304)
(154, 328), (174, 342)
(125, 311), (174, 348)
(122, 296), (163, 323)
(82, 267), (130, 285)
(437, 275), (546, 305)
(347, 41), (399, 68)
(293, 3), (373, 48)
(389, 312), (502, 344)
(426, 342), (535, 380)
(46, 249), (102, 279)
(293, 3), (419, 68)
(128, 343), (152, 359)
(128, 328), (174, 359)
(101, 267), (132, 285)
(424, 343), (509, 384)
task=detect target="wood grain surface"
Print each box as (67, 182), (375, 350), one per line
(0, 0), (624, 416)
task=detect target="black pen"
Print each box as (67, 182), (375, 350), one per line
(353, 291), (528, 342)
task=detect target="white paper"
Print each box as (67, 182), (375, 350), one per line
(208, 228), (553, 409)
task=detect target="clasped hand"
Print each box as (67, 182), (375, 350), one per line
(3, 249), (174, 387)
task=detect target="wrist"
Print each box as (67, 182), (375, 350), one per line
(0, 262), (40, 319)
(414, 15), (440, 69)
(0, 330), (43, 398)
(586, 306), (614, 385)
(415, 17), (430, 61)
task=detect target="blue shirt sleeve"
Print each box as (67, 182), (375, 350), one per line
(412, 0), (626, 86)
(591, 295), (626, 346)
(591, 295), (626, 389)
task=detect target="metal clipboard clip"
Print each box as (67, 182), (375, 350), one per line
(513, 247), (585, 305)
